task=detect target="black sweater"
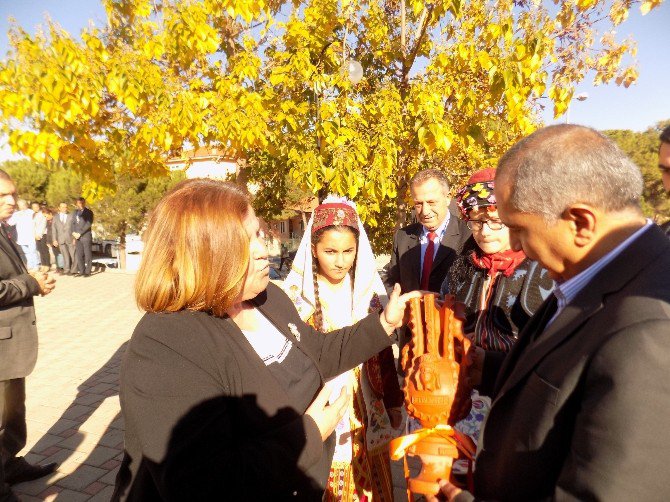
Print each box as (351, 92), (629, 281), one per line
(112, 282), (391, 501)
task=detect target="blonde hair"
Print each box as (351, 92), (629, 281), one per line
(135, 179), (251, 317)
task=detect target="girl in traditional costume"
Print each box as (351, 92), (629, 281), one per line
(284, 197), (402, 501)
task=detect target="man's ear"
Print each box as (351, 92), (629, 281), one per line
(563, 204), (597, 247)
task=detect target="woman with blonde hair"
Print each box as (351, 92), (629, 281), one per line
(112, 179), (419, 501)
(284, 197), (402, 501)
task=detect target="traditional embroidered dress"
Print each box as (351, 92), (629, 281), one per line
(284, 198), (401, 502)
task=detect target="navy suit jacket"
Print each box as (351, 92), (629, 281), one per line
(463, 225), (670, 501)
(383, 200), (471, 294)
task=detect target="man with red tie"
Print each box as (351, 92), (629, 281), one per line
(383, 169), (471, 357)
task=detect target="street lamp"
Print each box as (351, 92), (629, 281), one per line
(565, 92), (589, 124)
(343, 59), (364, 84)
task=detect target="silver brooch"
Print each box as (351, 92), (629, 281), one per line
(288, 323), (301, 342)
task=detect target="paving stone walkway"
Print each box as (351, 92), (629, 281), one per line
(11, 270), (418, 501)
(12, 271), (140, 502)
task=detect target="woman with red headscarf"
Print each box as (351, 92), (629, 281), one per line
(440, 169), (554, 446)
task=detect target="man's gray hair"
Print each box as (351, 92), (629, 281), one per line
(497, 124), (643, 221)
(410, 169), (450, 194)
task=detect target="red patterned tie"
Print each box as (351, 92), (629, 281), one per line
(420, 231), (436, 290)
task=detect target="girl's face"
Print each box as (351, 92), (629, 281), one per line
(468, 207), (511, 255)
(312, 228), (357, 285)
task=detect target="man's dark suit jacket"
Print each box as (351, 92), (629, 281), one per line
(463, 225), (670, 501)
(383, 200), (471, 294)
(71, 207), (93, 237)
(0, 229), (40, 381)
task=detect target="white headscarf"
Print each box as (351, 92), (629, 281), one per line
(283, 196), (388, 324)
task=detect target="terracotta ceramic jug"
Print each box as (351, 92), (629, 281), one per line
(392, 293), (474, 496)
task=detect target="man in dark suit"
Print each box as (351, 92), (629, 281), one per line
(72, 197), (94, 277)
(0, 170), (58, 501)
(383, 169), (471, 351)
(433, 125), (670, 501)
(52, 202), (75, 274)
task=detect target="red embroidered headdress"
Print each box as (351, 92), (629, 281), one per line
(311, 203), (358, 234)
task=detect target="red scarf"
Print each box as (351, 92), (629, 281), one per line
(471, 249), (526, 277)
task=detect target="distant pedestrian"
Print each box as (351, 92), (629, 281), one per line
(72, 197), (94, 277)
(279, 242), (289, 271)
(43, 207), (58, 270)
(7, 199), (38, 270)
(52, 202), (75, 274)
(32, 202), (49, 272)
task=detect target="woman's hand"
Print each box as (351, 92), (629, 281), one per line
(380, 284), (423, 334)
(305, 385), (349, 441)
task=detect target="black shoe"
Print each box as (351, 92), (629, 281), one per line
(4, 457), (58, 485)
(83, 273), (91, 277)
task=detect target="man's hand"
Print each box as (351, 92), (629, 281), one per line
(427, 479), (463, 502)
(52, 241), (58, 248)
(380, 284), (423, 334)
(29, 271), (56, 296)
(72, 232), (81, 240)
(305, 385), (349, 441)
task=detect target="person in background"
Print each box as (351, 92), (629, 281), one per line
(658, 124), (670, 235)
(43, 207), (58, 271)
(32, 202), (49, 272)
(7, 200), (37, 270)
(383, 169), (471, 364)
(52, 202), (75, 275)
(284, 198), (403, 501)
(440, 168), (553, 456)
(72, 197), (93, 277)
(0, 170), (58, 501)
(279, 241), (290, 272)
(112, 179), (420, 501)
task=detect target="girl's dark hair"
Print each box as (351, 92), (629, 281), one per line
(310, 225), (359, 332)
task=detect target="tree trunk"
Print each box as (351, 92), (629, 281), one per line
(394, 154), (410, 232)
(118, 246), (127, 269)
(395, 188), (408, 233)
(236, 158), (249, 186)
(118, 231), (126, 270)
(317, 185), (330, 203)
